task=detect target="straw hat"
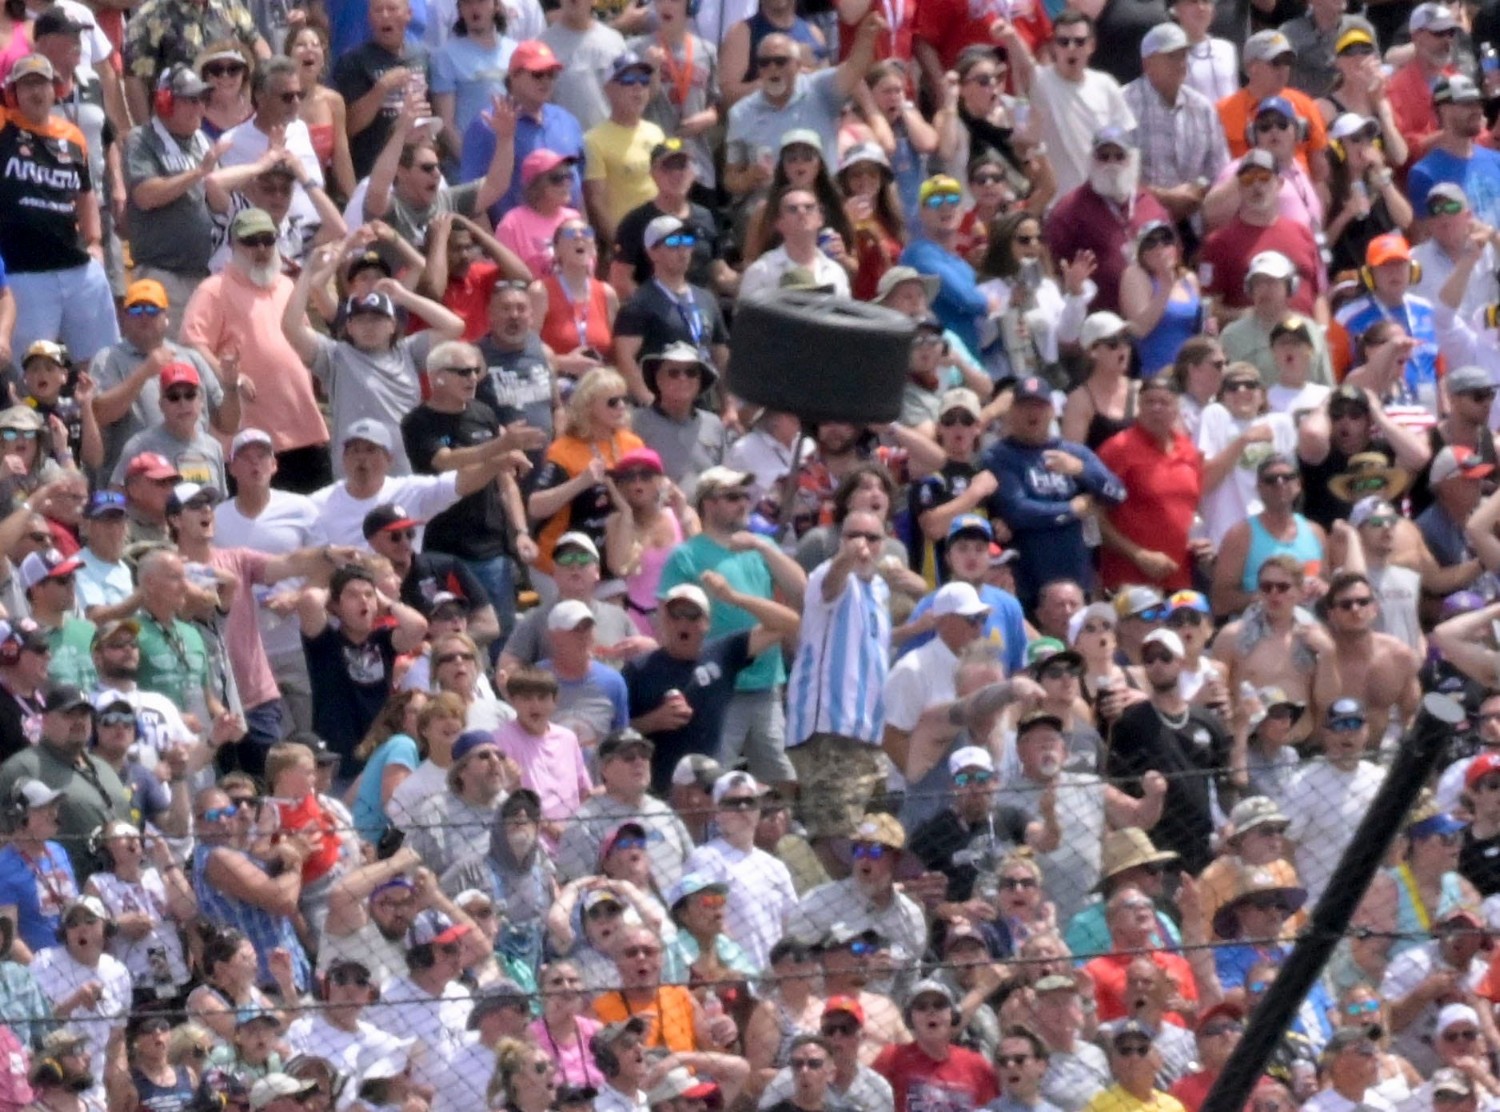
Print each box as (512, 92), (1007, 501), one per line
(1097, 828), (1179, 890)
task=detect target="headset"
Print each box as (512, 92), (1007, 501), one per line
(154, 65), (191, 119)
(1359, 259), (1422, 290)
(590, 1031), (621, 1078)
(1244, 107), (1309, 149)
(1483, 304), (1500, 330)
(1243, 253), (1300, 297)
(30, 1059), (66, 1088)
(1, 781), (30, 830)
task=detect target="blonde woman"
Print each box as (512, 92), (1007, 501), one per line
(285, 23), (355, 201)
(384, 691), (468, 830)
(487, 1037), (560, 1112)
(527, 367), (643, 595)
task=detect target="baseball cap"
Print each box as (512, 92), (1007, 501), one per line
(1366, 233), (1414, 268)
(1270, 315), (1314, 344)
(230, 207), (276, 241)
(665, 872), (729, 908)
(405, 908), (470, 949)
(250, 1077), (317, 1112)
(1027, 636), (1083, 673)
(1468, 752), (1500, 789)
(166, 482), (220, 516)
(1092, 124), (1133, 153)
(346, 247), (392, 278)
(1228, 795), (1288, 836)
(918, 174), (963, 205)
(1114, 584), (1165, 618)
(554, 531), (600, 561)
(1435, 73), (1483, 105)
(823, 995), (866, 1025)
(230, 428), (274, 459)
(547, 599), (596, 632)
(839, 140), (891, 174)
(1238, 148), (1278, 175)
(939, 388), (982, 420)
(44, 683), (93, 714)
(1329, 113), (1379, 143)
(91, 619), (139, 649)
(644, 214), (687, 248)
(19, 549), (81, 591)
(1017, 708), (1066, 737)
(1012, 376), (1053, 404)
(1428, 182), (1470, 214)
(695, 466), (754, 504)
(947, 514), (993, 543)
(672, 754), (721, 789)
(1326, 696), (1367, 725)
(126, 452), (181, 482)
(520, 148), (577, 189)
(11, 779), (63, 809)
(1411, 2), (1459, 31)
(650, 136), (690, 165)
(1434, 1068), (1476, 1098)
(931, 581), (990, 618)
(509, 39), (562, 73)
(1080, 311), (1129, 349)
(1254, 95), (1297, 121)
(1243, 29), (1296, 63)
(124, 279), (169, 310)
(5, 54), (54, 85)
(1431, 444), (1495, 484)
(159, 362), (201, 390)
(1349, 496), (1398, 528)
(1247, 251), (1297, 283)
(1447, 365), (1493, 395)
(34, 6), (87, 36)
(85, 490), (127, 519)
(362, 503), (421, 539)
(1336, 26), (1376, 52)
(342, 418), (394, 453)
(712, 770), (767, 804)
(22, 340), (67, 368)
(1142, 629), (1186, 658)
(158, 62), (207, 99)
(597, 728), (653, 761)
(608, 49), (653, 80)
(1140, 21), (1189, 56)
(660, 583), (711, 614)
(947, 745), (994, 775)
(345, 292), (396, 320)
(609, 447), (666, 476)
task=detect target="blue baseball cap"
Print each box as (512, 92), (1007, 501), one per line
(1255, 95), (1297, 120)
(947, 514), (994, 542)
(1410, 813), (1467, 839)
(86, 490), (127, 518)
(452, 730), (499, 763)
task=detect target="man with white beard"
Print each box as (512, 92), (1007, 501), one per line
(182, 208), (333, 494)
(1043, 128), (1171, 314)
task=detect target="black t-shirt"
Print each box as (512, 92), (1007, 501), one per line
(27, 395), (85, 463)
(1105, 700), (1231, 874)
(475, 333), (554, 466)
(1298, 440), (1397, 531)
(1461, 827), (1500, 897)
(614, 199), (721, 288)
(0, 684), (43, 765)
(623, 631), (754, 794)
(0, 118), (92, 274)
(908, 805), (1031, 901)
(907, 459), (986, 579)
(400, 550), (492, 615)
(1410, 425), (1499, 518)
(302, 623), (398, 775)
(613, 280), (729, 363)
(332, 41), (429, 179)
(402, 400), (520, 561)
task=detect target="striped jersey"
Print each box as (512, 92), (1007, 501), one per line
(785, 560), (892, 746)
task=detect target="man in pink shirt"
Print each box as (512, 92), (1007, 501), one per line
(493, 660), (593, 847)
(1388, 2), (1460, 167)
(180, 207), (332, 494)
(167, 480), (357, 775)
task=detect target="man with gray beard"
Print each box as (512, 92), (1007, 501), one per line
(182, 207), (333, 493)
(1042, 128), (1169, 314)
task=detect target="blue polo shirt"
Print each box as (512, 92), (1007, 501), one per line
(900, 236), (989, 356)
(460, 102), (586, 224)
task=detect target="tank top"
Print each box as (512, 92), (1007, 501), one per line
(306, 122), (335, 173)
(1240, 515), (1326, 593)
(742, 12), (825, 80)
(623, 510), (683, 635)
(539, 273), (614, 359)
(130, 1065), (195, 1112)
(1084, 380), (1136, 451)
(1135, 278), (1201, 379)
(0, 22), (31, 85)
(1387, 867), (1465, 958)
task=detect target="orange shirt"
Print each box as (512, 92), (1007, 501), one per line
(1217, 87), (1329, 169)
(592, 985), (700, 1052)
(1082, 950), (1199, 1022)
(531, 429), (645, 574)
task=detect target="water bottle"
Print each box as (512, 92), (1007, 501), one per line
(1483, 43), (1500, 95)
(1240, 681), (1266, 730)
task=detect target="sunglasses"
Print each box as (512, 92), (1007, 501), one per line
(665, 605), (704, 620)
(1340, 42), (1376, 56)
(852, 842), (889, 859)
(1000, 876), (1038, 889)
(1344, 999), (1381, 1016)
(923, 193), (963, 208)
(1466, 389), (1499, 402)
(442, 365), (484, 377)
(694, 891), (726, 908)
(1329, 717), (1366, 732)
(1332, 595), (1374, 611)
(0, 428), (37, 442)
(239, 233), (277, 248)
(555, 551), (598, 567)
(790, 1058), (827, 1070)
(1258, 580), (1294, 594)
(965, 73), (998, 86)
(200, 804), (240, 822)
(1202, 1022), (1242, 1037)
(611, 836), (649, 852)
(1141, 649), (1176, 665)
(1255, 117), (1293, 132)
(661, 232), (697, 247)
(586, 902), (623, 920)
(125, 304), (165, 317)
(98, 711), (135, 728)
(1362, 515), (1398, 528)
(953, 770), (995, 787)
(101, 639), (138, 651)
(1444, 1029), (1480, 1042)
(559, 225), (596, 240)
(613, 71), (652, 85)
(1431, 198), (1467, 216)
(721, 796), (760, 811)
(623, 945), (661, 958)
(204, 62), (245, 77)
(821, 1022), (858, 1037)
(1223, 380), (1261, 393)
(941, 412), (977, 427)
(1259, 473), (1298, 486)
(164, 389), (199, 402)
(1238, 169), (1276, 186)
(1165, 612), (1201, 629)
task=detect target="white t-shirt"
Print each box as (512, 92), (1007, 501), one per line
(218, 117), (325, 236)
(682, 838), (796, 970)
(738, 245), (851, 302)
(1030, 66), (1136, 196)
(1283, 758), (1386, 903)
(215, 490), (329, 658)
(30, 947), (133, 1083)
(1380, 941), (1487, 1075)
(378, 976), (474, 1112)
(309, 473), (462, 549)
(1266, 381), (1331, 422)
(1194, 403), (1298, 545)
(284, 1012), (414, 1079)
(75, 548), (133, 614)
(882, 636), (959, 732)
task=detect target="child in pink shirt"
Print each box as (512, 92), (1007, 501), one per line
(494, 668), (593, 846)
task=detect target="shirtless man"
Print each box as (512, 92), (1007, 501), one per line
(1210, 455), (1329, 618)
(1211, 554), (1335, 741)
(1316, 570), (1421, 748)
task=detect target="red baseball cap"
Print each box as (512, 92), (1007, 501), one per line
(126, 452), (181, 481)
(521, 148), (576, 189)
(159, 362), (200, 390)
(509, 39), (562, 75)
(1468, 752), (1500, 790)
(823, 995), (865, 1026)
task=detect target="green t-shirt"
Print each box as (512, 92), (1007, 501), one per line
(135, 614), (209, 714)
(46, 618), (98, 690)
(656, 534), (784, 692)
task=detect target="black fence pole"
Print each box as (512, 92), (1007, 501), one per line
(1199, 692), (1467, 1112)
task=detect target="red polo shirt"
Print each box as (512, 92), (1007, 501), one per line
(1082, 950), (1199, 1022)
(1388, 59), (1454, 168)
(1098, 424), (1203, 592)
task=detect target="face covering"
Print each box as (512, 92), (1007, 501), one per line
(506, 827), (538, 860)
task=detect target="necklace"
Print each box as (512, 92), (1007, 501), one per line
(1154, 703), (1190, 730)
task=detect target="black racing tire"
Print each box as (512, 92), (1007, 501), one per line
(726, 292), (917, 424)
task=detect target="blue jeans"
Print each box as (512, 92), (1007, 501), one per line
(463, 553), (517, 643)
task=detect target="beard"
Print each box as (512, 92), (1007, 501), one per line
(1150, 677), (1178, 695)
(1089, 156), (1139, 204)
(235, 250), (284, 288)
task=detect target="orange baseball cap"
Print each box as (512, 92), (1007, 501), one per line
(823, 996), (865, 1025)
(124, 279), (169, 310)
(1365, 233), (1413, 268)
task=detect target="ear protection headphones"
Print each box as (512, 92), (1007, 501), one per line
(1483, 304), (1500, 330)
(590, 1032), (620, 1078)
(32, 1059), (66, 1088)
(1244, 109), (1309, 148)
(1359, 259), (1422, 290)
(2, 782), (28, 829)
(154, 65), (187, 119)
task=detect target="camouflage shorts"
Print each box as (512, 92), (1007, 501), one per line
(788, 733), (889, 840)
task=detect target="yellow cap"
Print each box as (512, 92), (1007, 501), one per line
(918, 175), (963, 206)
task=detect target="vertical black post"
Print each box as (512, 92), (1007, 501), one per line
(1199, 693), (1466, 1112)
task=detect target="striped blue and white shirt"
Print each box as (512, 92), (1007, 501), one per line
(785, 561), (891, 747)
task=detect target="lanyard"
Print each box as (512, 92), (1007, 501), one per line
(1395, 862), (1431, 931)
(658, 33), (695, 107)
(657, 281), (704, 348)
(557, 275), (592, 351)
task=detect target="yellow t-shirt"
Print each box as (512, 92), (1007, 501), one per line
(1084, 1084), (1188, 1112)
(584, 117), (667, 230)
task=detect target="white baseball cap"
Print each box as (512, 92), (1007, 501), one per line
(931, 581), (990, 618)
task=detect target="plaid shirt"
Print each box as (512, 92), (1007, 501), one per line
(1124, 76), (1230, 192)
